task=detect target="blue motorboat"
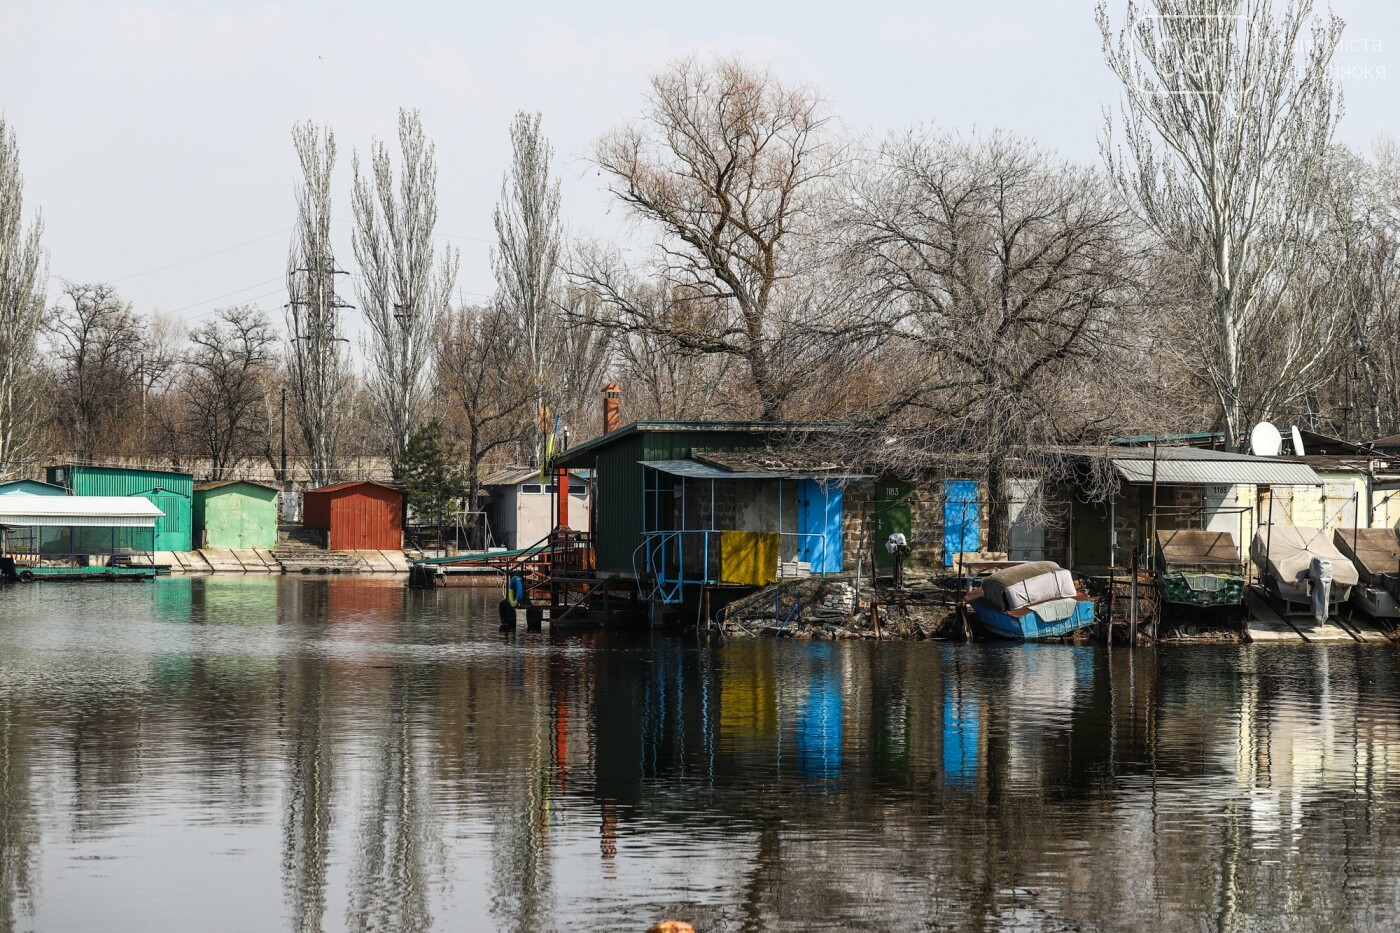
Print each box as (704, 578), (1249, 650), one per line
(964, 560), (1096, 641)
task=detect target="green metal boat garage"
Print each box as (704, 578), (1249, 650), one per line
(47, 464), (194, 552)
(194, 480), (279, 549)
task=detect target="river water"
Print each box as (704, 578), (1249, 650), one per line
(2, 576), (1400, 931)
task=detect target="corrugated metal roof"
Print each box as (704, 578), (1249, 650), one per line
(0, 496), (164, 528)
(694, 449), (866, 478)
(642, 459), (788, 480)
(307, 480), (399, 494)
(481, 466), (543, 487)
(195, 479), (279, 492)
(480, 466), (593, 487)
(0, 479), (67, 495)
(557, 421), (839, 466)
(1111, 451), (1322, 486)
(641, 459), (861, 481)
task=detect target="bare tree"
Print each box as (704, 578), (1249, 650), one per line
(493, 112), (564, 462)
(1299, 141), (1400, 439)
(597, 283), (740, 421)
(437, 304), (532, 512)
(48, 282), (146, 462)
(1099, 0), (1344, 448)
(571, 56), (850, 421)
(288, 120), (355, 486)
(0, 117), (47, 478)
(135, 311), (184, 457)
(545, 285), (612, 438)
(844, 131), (1142, 550)
(352, 109), (458, 476)
(178, 306), (278, 479)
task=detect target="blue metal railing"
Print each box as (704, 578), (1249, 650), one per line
(632, 530), (830, 604)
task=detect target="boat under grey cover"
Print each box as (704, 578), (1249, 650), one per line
(1334, 528), (1400, 618)
(1251, 523), (1358, 622)
(980, 560), (1077, 611)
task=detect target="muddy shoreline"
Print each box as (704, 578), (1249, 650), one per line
(709, 574), (1368, 645)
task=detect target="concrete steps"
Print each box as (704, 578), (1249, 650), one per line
(278, 524), (326, 548)
(273, 545), (364, 574)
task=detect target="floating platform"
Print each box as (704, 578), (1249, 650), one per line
(12, 566), (156, 582)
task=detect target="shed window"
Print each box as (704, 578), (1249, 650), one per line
(521, 484), (544, 495)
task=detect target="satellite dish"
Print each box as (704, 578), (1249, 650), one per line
(1291, 425), (1306, 457)
(1250, 422), (1282, 456)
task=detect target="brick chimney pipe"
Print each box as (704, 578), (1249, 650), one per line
(603, 382), (622, 434)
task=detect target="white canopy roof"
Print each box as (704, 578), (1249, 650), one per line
(0, 495), (165, 528)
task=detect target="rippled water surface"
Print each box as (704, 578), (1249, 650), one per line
(4, 577), (1400, 931)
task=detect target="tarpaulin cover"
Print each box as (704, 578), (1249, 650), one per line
(1155, 530), (1242, 570)
(1251, 523), (1359, 587)
(1333, 528), (1400, 584)
(981, 560), (1076, 611)
(719, 530), (780, 586)
(1032, 596), (1083, 623)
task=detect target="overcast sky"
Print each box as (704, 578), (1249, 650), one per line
(1, 0), (1395, 328)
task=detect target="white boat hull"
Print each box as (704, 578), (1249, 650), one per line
(1352, 584), (1400, 619)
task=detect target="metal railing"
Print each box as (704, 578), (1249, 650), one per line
(633, 529), (831, 604)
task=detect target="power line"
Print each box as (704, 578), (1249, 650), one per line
(328, 216), (492, 246)
(345, 271), (492, 300)
(61, 222), (486, 292)
(109, 227), (293, 283)
(174, 280), (288, 318)
(441, 232), (493, 245)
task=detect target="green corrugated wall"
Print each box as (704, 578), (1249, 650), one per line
(194, 483), (278, 549)
(48, 465), (194, 551)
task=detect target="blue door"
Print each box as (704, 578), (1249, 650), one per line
(943, 480), (980, 566)
(798, 480), (843, 573)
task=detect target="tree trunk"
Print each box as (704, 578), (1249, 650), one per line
(985, 453), (1010, 555)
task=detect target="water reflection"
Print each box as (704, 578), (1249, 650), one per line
(2, 577), (1400, 929)
(281, 627), (332, 933)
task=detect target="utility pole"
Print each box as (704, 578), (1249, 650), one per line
(392, 301), (414, 476)
(280, 386), (287, 484)
(287, 259), (352, 486)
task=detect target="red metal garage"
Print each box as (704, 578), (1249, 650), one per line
(302, 481), (404, 550)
